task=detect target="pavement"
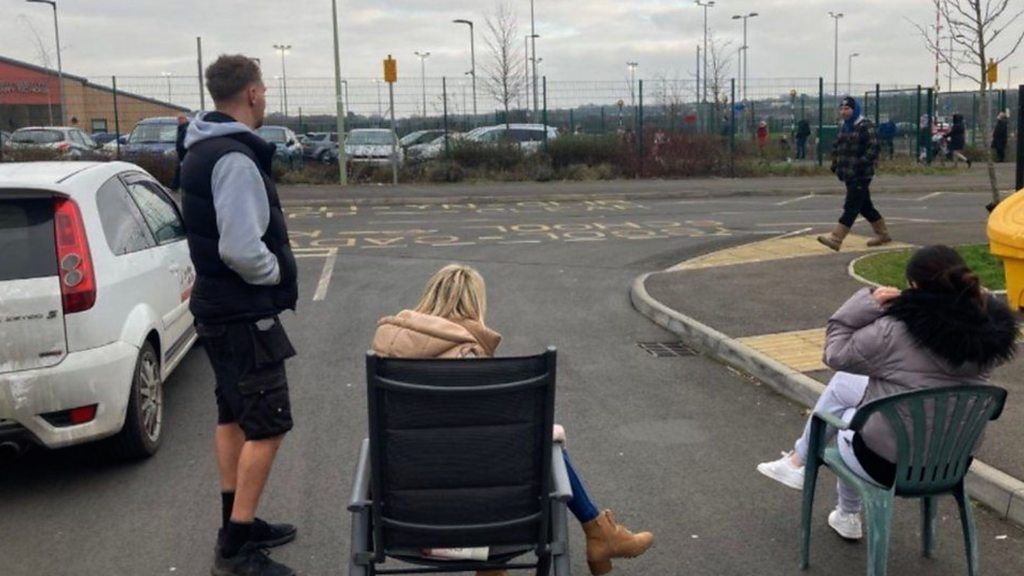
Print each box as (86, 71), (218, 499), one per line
(630, 218), (1024, 527)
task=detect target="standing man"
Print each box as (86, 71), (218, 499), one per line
(877, 118), (896, 160)
(795, 118), (811, 160)
(818, 96), (889, 251)
(992, 111), (1009, 163)
(180, 54), (299, 576)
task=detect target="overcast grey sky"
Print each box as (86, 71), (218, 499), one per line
(3, 0), (1024, 90)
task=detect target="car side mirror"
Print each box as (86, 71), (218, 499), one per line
(288, 139), (296, 146)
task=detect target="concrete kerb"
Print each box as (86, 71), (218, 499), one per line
(630, 271), (1024, 528)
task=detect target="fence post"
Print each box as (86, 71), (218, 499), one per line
(1016, 85), (1023, 191)
(442, 77), (450, 159)
(817, 77), (824, 167)
(569, 108), (575, 135)
(972, 92), (978, 147)
(112, 76), (122, 160)
(542, 76), (548, 153)
(196, 37), (206, 111)
(730, 79), (736, 177)
(874, 84), (880, 126)
(638, 79), (644, 160)
(926, 88), (935, 163)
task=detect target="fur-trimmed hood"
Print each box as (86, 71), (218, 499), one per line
(887, 290), (1018, 370)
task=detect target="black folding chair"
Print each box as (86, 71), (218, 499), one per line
(348, 348), (572, 576)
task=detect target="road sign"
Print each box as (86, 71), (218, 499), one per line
(384, 55), (397, 83)
(987, 59), (998, 86)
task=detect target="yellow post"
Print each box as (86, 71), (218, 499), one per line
(987, 187), (1024, 310)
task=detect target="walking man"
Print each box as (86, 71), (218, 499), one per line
(180, 54), (300, 576)
(992, 111), (1009, 163)
(818, 96), (890, 251)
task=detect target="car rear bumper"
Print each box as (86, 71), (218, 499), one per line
(0, 341), (138, 449)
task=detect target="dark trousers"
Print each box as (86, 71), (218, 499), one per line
(839, 178), (882, 228)
(994, 145), (1006, 163)
(796, 137), (807, 159)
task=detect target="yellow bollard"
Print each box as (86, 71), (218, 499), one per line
(987, 187), (1024, 311)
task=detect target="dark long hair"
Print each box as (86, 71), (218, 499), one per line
(905, 244), (984, 309)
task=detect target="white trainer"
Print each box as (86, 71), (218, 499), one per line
(756, 451), (805, 490)
(828, 507), (863, 540)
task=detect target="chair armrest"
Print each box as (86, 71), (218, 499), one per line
(550, 443), (573, 502)
(812, 410), (850, 431)
(348, 438), (373, 512)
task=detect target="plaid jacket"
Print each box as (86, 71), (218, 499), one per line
(830, 117), (880, 182)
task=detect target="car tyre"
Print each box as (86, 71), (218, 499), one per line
(108, 341), (163, 459)
(318, 150), (333, 165)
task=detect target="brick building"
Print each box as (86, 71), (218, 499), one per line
(0, 55), (188, 135)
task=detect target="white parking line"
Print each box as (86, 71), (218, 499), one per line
(916, 192), (942, 202)
(313, 253), (337, 302)
(775, 194), (816, 206)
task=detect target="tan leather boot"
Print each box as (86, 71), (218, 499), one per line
(817, 224), (851, 252)
(866, 218), (892, 247)
(581, 510), (654, 575)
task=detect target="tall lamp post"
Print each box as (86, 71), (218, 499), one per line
(414, 51), (431, 117)
(847, 52), (860, 94)
(26, 0), (65, 125)
(530, 0), (539, 117)
(627, 62), (639, 109)
(272, 44), (291, 117)
(828, 12), (844, 101)
(695, 1), (715, 106)
(453, 19), (477, 118)
(161, 72), (173, 104)
(731, 12), (758, 101)
(329, 0), (346, 186)
(524, 34), (539, 114)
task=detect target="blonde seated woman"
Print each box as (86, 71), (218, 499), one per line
(372, 264), (654, 576)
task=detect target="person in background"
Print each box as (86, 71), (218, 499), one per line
(372, 264), (654, 576)
(947, 113), (971, 168)
(992, 111), (1009, 163)
(756, 120), (770, 160)
(818, 96), (888, 251)
(170, 115), (189, 191)
(795, 118), (811, 160)
(877, 118), (896, 160)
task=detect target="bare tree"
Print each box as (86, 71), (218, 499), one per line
(708, 32), (734, 125)
(483, 2), (526, 129)
(914, 0), (1024, 207)
(18, 15), (56, 125)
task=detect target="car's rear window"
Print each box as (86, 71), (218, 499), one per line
(0, 199), (56, 281)
(129, 124), (178, 144)
(12, 130), (63, 144)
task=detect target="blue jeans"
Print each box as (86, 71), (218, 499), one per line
(563, 449), (600, 523)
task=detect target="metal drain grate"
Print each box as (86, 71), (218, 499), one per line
(637, 342), (697, 357)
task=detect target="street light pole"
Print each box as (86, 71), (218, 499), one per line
(273, 44), (291, 117)
(530, 0), (539, 118)
(161, 72), (172, 104)
(695, 1), (715, 106)
(627, 62), (639, 109)
(828, 12), (844, 100)
(329, 0), (346, 186)
(414, 51), (431, 117)
(26, 0), (65, 125)
(847, 52), (860, 94)
(374, 79), (383, 124)
(731, 12), (759, 102)
(453, 19), (477, 118)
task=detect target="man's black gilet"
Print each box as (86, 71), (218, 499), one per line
(180, 119), (298, 324)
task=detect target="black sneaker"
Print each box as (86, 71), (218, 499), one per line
(252, 518), (297, 548)
(212, 542), (295, 576)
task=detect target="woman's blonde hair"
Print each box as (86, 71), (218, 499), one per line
(414, 264), (487, 322)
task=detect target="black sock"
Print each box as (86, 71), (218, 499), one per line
(221, 492), (235, 530)
(222, 520), (253, 558)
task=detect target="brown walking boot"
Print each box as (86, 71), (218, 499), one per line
(866, 218), (892, 247)
(581, 510), (654, 576)
(817, 224), (851, 252)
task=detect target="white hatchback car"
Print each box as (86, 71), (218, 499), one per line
(0, 162), (195, 458)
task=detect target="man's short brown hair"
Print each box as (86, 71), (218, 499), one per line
(205, 54), (262, 104)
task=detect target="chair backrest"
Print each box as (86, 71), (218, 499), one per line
(365, 348), (557, 552)
(847, 385), (1007, 497)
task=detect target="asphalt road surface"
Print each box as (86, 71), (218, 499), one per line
(2, 188), (1022, 576)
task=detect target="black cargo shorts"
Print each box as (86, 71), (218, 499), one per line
(196, 316), (297, 440)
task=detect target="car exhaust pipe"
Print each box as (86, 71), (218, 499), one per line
(0, 440), (25, 460)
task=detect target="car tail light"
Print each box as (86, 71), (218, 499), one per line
(53, 198), (96, 313)
(56, 142), (70, 153)
(69, 405), (98, 425)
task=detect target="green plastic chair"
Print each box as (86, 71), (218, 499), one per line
(799, 385), (1007, 576)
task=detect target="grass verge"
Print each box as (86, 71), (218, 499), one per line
(853, 244), (1005, 290)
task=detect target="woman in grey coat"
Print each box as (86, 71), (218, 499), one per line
(757, 245), (1017, 540)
